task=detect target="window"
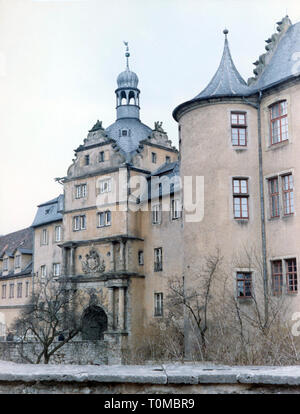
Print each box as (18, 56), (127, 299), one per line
(154, 293), (163, 316)
(75, 184), (87, 199)
(152, 152), (157, 164)
(9, 284), (14, 299)
(2, 285), (6, 299)
(286, 258), (297, 293)
(122, 129), (128, 136)
(271, 260), (283, 295)
(3, 258), (8, 271)
(99, 151), (105, 162)
(154, 248), (163, 272)
(138, 251), (144, 266)
(53, 263), (61, 277)
(41, 228), (48, 245)
(41, 265), (47, 278)
(84, 154), (90, 165)
(268, 177), (280, 218)
(98, 211), (111, 227)
(231, 112), (247, 146)
(236, 272), (252, 298)
(73, 215), (86, 231)
(152, 204), (161, 224)
(15, 255), (21, 269)
(25, 281), (29, 298)
(99, 179), (112, 194)
(55, 225), (62, 242)
(233, 178), (249, 219)
(270, 101), (288, 145)
(166, 156), (171, 164)
(17, 283), (22, 298)
(171, 199), (181, 220)
(282, 174), (294, 215)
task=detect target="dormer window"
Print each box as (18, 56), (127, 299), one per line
(269, 100), (288, 145)
(122, 129), (128, 136)
(15, 255), (21, 269)
(3, 258), (8, 272)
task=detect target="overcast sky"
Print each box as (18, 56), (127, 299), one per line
(1, 0), (300, 234)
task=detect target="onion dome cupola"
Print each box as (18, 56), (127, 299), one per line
(173, 30), (251, 121)
(115, 42), (140, 120)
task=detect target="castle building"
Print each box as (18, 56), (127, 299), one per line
(1, 16), (300, 361)
(173, 15), (300, 352)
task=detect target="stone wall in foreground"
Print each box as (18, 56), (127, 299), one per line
(0, 340), (108, 365)
(1, 361), (300, 393)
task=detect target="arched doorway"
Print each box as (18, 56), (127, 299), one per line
(81, 306), (108, 340)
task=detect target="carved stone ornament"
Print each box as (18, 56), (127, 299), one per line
(154, 121), (166, 133)
(81, 249), (105, 274)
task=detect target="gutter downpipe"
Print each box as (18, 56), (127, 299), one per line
(243, 92), (268, 327)
(257, 90), (269, 327)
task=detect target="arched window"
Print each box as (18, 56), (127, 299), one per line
(128, 90), (135, 105)
(120, 91), (127, 105)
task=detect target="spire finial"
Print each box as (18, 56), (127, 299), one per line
(223, 28), (229, 39)
(123, 41), (130, 70)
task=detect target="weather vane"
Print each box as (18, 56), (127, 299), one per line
(123, 41), (130, 69)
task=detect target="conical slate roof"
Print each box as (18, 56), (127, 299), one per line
(195, 31), (251, 99)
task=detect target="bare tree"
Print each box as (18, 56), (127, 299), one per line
(167, 249), (223, 359)
(12, 274), (82, 364)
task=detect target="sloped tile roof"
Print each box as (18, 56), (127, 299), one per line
(0, 227), (33, 258)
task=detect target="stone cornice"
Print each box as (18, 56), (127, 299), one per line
(59, 234), (144, 248)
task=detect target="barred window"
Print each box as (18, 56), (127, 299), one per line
(270, 101), (288, 145)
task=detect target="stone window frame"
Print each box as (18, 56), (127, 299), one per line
(265, 169), (295, 220)
(97, 211), (112, 228)
(236, 271), (253, 299)
(154, 247), (163, 272)
(41, 228), (48, 246)
(232, 177), (249, 220)
(9, 283), (14, 299)
(3, 258), (8, 272)
(228, 108), (250, 151)
(154, 292), (164, 317)
(99, 151), (105, 163)
(269, 100), (288, 146)
(151, 152), (157, 164)
(73, 215), (86, 231)
(17, 282), (22, 298)
(1, 284), (6, 299)
(231, 111), (247, 147)
(171, 198), (181, 220)
(263, 95), (291, 151)
(53, 263), (61, 277)
(14, 254), (21, 269)
(270, 256), (298, 295)
(75, 183), (87, 199)
(99, 178), (112, 194)
(40, 265), (47, 278)
(138, 250), (144, 266)
(25, 281), (29, 298)
(152, 203), (161, 225)
(54, 225), (62, 243)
